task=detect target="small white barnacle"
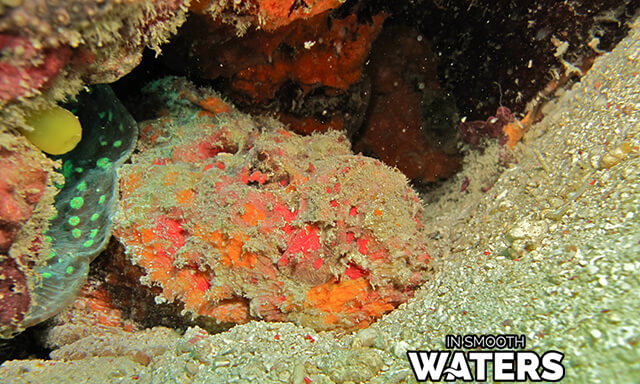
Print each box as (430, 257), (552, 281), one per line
(599, 141), (636, 169)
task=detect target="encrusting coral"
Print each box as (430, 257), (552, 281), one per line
(167, 8), (385, 136)
(190, 0), (344, 34)
(168, 9), (463, 182)
(0, 0), (189, 132)
(0, 132), (59, 335)
(1, 1), (190, 320)
(113, 77), (433, 330)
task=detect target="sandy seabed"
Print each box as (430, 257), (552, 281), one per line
(2, 15), (639, 384)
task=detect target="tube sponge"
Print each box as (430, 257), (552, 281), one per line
(22, 106), (82, 155)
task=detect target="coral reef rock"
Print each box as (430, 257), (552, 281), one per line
(355, 25), (462, 182)
(0, 131), (59, 337)
(0, 0), (189, 131)
(191, 0), (344, 33)
(167, 9), (385, 136)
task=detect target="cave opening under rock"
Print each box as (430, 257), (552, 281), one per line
(112, 0), (637, 188)
(2, 0), (639, 368)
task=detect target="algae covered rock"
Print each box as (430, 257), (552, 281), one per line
(114, 77), (433, 330)
(0, 0), (189, 133)
(0, 132), (59, 336)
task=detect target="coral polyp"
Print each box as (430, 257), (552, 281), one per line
(113, 77), (433, 330)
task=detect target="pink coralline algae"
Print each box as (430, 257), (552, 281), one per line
(0, 35), (71, 102)
(0, 0), (189, 132)
(113, 77), (433, 330)
(0, 135), (59, 335)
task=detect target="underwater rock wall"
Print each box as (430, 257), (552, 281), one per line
(0, 0), (189, 131)
(0, 134), (59, 336)
(190, 0), (345, 33)
(166, 8), (386, 138)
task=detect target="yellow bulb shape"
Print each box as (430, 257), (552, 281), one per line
(22, 106), (82, 155)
